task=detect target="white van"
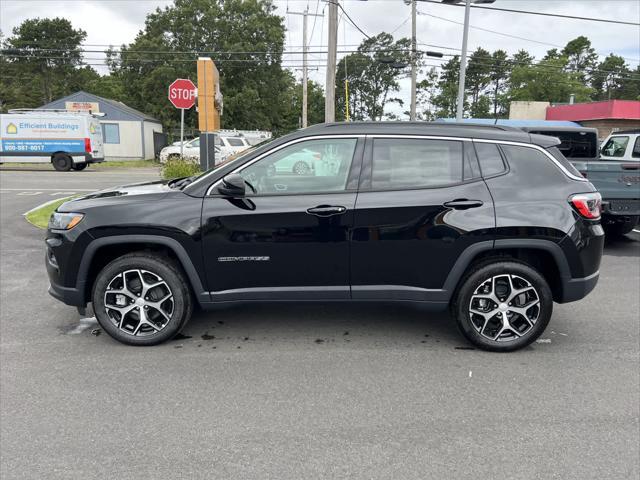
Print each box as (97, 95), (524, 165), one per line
(0, 109), (105, 171)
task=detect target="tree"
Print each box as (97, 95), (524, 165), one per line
(592, 54), (632, 100)
(109, 0), (295, 134)
(432, 56), (461, 118)
(465, 47), (492, 116)
(509, 55), (592, 103)
(562, 36), (598, 82)
(414, 67), (439, 120)
(2, 18), (89, 108)
(335, 33), (411, 121)
(488, 50), (510, 118)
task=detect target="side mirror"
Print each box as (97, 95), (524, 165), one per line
(217, 174), (246, 197)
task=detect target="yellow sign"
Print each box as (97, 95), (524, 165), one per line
(6, 123), (17, 134)
(197, 57), (222, 131)
(65, 101), (100, 113)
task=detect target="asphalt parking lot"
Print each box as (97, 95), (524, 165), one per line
(1, 168), (639, 479)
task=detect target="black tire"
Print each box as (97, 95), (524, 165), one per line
(52, 153), (72, 172)
(452, 261), (553, 352)
(168, 154), (181, 162)
(92, 252), (193, 346)
(293, 161), (310, 175)
(72, 162), (88, 171)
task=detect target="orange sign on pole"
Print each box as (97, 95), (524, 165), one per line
(197, 57), (222, 132)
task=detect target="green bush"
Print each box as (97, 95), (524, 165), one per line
(161, 158), (202, 180)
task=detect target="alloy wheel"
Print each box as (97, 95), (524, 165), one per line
(103, 269), (174, 336)
(468, 274), (541, 342)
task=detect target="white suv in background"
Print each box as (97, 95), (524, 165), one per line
(159, 135), (251, 163)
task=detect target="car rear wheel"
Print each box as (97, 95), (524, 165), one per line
(52, 153), (72, 172)
(453, 261), (553, 352)
(92, 253), (193, 346)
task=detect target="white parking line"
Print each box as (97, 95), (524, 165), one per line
(16, 191), (42, 196)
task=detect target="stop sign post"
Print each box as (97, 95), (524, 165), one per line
(168, 79), (197, 158)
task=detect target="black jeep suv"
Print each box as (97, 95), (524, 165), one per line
(46, 122), (604, 351)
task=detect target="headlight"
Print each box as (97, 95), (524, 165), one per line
(48, 212), (84, 230)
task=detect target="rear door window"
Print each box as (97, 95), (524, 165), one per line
(371, 138), (464, 190)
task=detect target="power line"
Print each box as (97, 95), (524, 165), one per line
(329, 0), (371, 39)
(416, 11), (640, 63)
(419, 0), (640, 26)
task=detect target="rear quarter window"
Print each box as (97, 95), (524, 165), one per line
(474, 142), (506, 177)
(546, 146), (583, 177)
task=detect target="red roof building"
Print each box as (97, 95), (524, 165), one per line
(546, 100), (640, 138)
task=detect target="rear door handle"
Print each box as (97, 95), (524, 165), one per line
(443, 199), (484, 210)
(306, 205), (347, 217)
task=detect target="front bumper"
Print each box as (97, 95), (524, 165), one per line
(46, 249), (86, 307)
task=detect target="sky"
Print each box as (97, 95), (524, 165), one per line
(1, 0), (639, 118)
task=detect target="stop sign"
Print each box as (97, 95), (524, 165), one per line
(168, 78), (197, 109)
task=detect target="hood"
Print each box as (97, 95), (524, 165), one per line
(58, 180), (174, 212)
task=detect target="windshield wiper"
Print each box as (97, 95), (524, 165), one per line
(169, 175), (198, 190)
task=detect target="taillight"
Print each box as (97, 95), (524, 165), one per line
(570, 192), (601, 219)
(84, 138), (91, 153)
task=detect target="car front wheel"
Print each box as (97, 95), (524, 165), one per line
(92, 253), (193, 346)
(453, 261), (553, 352)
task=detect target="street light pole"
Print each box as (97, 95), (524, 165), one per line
(410, 0), (417, 121)
(325, 0), (338, 122)
(455, 0), (471, 121)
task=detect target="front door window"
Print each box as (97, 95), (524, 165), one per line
(236, 138), (358, 195)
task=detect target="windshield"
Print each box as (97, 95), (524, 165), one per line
(185, 138), (272, 188)
(528, 130), (598, 158)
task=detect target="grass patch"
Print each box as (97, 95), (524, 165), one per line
(1, 159), (159, 170)
(24, 197), (74, 229)
(93, 159), (159, 169)
(161, 158), (202, 180)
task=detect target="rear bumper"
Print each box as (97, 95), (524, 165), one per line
(558, 270), (599, 303)
(602, 199), (640, 216)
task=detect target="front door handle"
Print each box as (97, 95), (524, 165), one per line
(306, 205), (347, 217)
(443, 199), (484, 210)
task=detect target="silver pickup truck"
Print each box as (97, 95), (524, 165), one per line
(522, 127), (640, 236)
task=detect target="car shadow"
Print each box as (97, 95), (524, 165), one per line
(176, 302), (467, 350)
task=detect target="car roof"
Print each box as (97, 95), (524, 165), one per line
(296, 121), (558, 147)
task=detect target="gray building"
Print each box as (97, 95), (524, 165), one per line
(40, 91), (164, 160)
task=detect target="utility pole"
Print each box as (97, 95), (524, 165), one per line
(325, 0), (338, 122)
(455, 0), (471, 121)
(410, 0), (417, 121)
(289, 7), (323, 128)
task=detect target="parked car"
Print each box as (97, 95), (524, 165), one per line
(600, 129), (640, 161)
(0, 109), (105, 171)
(159, 135), (250, 163)
(46, 122), (603, 351)
(520, 126), (639, 236)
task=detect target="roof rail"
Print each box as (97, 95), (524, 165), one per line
(319, 121), (520, 132)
